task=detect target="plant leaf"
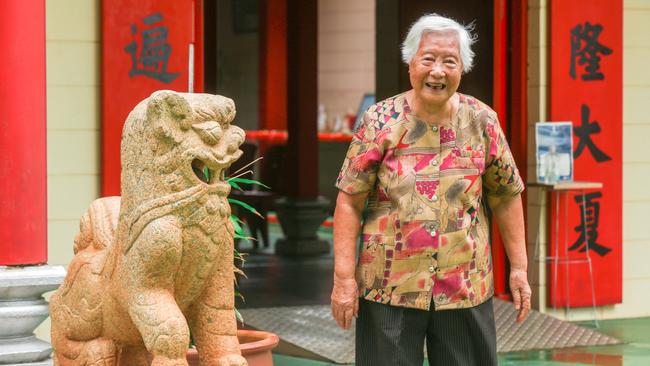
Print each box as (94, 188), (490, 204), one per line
(228, 198), (264, 219)
(202, 167), (210, 182)
(229, 216), (244, 236)
(234, 234), (254, 241)
(233, 249), (246, 263)
(228, 180), (243, 191)
(228, 177), (271, 189)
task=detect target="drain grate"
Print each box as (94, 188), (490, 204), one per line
(240, 299), (620, 364)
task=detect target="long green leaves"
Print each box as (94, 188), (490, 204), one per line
(228, 198), (264, 219)
(228, 179), (243, 191)
(228, 177), (270, 189)
(230, 215), (245, 236)
(203, 167), (209, 179)
(224, 159), (269, 327)
(227, 177), (270, 192)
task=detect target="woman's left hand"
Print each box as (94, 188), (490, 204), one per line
(509, 268), (532, 323)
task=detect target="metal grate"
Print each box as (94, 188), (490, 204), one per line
(241, 305), (355, 364)
(493, 299), (619, 352)
(240, 299), (620, 364)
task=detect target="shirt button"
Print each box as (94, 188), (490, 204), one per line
(432, 159), (438, 166)
(429, 266), (435, 273)
(432, 126), (439, 132)
(431, 194), (439, 202)
(429, 230), (437, 237)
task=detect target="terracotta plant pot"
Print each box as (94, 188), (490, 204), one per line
(186, 329), (280, 366)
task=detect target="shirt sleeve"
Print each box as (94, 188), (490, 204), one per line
(335, 110), (383, 194)
(483, 113), (525, 198)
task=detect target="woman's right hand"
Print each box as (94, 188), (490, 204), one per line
(330, 274), (359, 330)
(331, 190), (366, 330)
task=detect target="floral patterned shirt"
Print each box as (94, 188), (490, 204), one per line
(336, 92), (524, 311)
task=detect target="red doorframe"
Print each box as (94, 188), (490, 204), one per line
(509, 0), (529, 183)
(259, 0), (287, 131)
(194, 0), (205, 94)
(492, 0), (528, 299)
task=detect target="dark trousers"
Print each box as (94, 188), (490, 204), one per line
(355, 298), (497, 366)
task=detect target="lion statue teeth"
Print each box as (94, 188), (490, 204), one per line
(50, 90), (248, 366)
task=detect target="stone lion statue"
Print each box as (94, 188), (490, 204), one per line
(50, 91), (247, 366)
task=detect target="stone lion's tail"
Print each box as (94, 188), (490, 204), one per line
(73, 196), (121, 254)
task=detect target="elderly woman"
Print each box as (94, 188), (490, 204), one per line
(331, 14), (531, 366)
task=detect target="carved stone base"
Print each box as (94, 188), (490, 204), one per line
(0, 265), (65, 365)
(274, 196), (330, 256)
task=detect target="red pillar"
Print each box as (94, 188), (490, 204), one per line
(0, 0), (48, 265)
(259, 0), (287, 131)
(491, 0), (529, 299)
(274, 0), (329, 255)
(491, 0), (510, 299)
(286, 0), (318, 198)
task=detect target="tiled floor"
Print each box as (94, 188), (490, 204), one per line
(498, 317), (650, 366)
(236, 220), (650, 365)
(272, 316), (650, 365)
(235, 222), (334, 309)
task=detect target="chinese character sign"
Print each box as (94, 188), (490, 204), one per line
(549, 0), (622, 307)
(570, 22), (613, 81)
(102, 0), (202, 196)
(125, 13), (180, 83)
(570, 192), (611, 256)
(574, 104), (611, 163)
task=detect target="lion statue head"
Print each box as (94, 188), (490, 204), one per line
(115, 90), (245, 255)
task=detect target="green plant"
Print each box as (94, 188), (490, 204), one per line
(200, 166), (269, 323)
(188, 167), (267, 348)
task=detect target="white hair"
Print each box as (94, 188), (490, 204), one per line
(401, 14), (477, 73)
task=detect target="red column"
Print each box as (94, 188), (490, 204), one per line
(286, 0), (318, 198)
(0, 0), (48, 265)
(491, 0), (509, 299)
(259, 0), (287, 131)
(274, 0), (328, 255)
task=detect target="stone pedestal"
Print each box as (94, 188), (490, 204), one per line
(274, 196), (330, 256)
(0, 265), (66, 366)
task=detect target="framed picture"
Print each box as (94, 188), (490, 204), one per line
(535, 121), (574, 183)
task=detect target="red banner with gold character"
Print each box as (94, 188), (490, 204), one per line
(548, 0), (622, 306)
(102, 0), (203, 196)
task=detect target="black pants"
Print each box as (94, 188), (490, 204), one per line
(355, 298), (497, 366)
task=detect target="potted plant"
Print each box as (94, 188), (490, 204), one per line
(186, 330), (280, 366)
(185, 168), (280, 366)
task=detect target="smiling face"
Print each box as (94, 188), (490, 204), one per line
(408, 31), (462, 112)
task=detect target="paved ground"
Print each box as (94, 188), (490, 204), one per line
(271, 316), (650, 365)
(235, 221), (334, 309)
(498, 318), (650, 365)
